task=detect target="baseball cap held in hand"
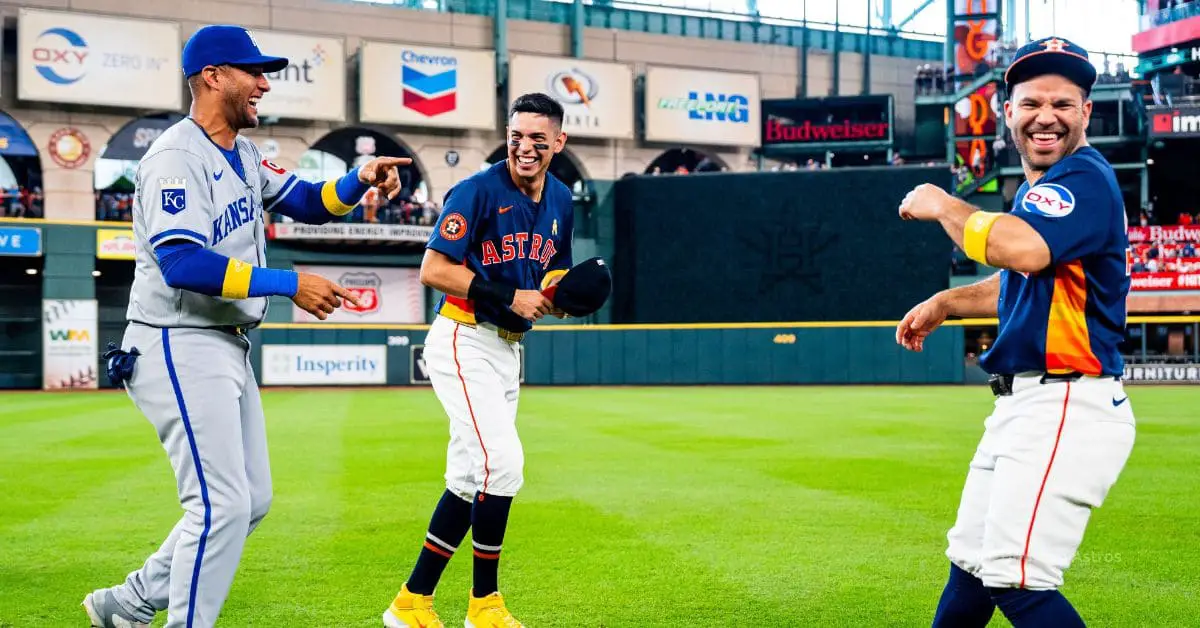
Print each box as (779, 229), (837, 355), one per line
(183, 25), (289, 77)
(542, 257), (612, 318)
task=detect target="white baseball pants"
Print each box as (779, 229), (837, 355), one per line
(946, 373), (1136, 590)
(423, 315), (524, 499)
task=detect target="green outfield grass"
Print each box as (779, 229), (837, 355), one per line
(1, 385), (1197, 627)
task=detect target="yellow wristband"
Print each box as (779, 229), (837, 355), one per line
(221, 258), (254, 299)
(320, 179), (357, 216)
(963, 211), (1001, 265)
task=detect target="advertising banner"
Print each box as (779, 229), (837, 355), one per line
(1122, 363), (1200, 383)
(1127, 225), (1200, 244)
(507, 54), (634, 139)
(643, 66), (760, 147)
(43, 299), (98, 390)
(96, 228), (136, 260)
(1129, 272), (1200, 291)
(761, 95), (892, 149)
(251, 30), (346, 122)
(267, 222), (433, 243)
(1148, 106), (1200, 139)
(952, 1), (999, 78)
(291, 265), (425, 324)
(359, 41), (495, 130)
(0, 226), (42, 256)
(261, 344), (387, 386)
(18, 8), (181, 110)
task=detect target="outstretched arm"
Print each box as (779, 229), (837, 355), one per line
(262, 156), (412, 224)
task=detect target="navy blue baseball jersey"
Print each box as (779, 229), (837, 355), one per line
(979, 146), (1130, 377)
(427, 160), (575, 333)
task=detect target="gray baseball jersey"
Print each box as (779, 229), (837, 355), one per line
(126, 118), (296, 328)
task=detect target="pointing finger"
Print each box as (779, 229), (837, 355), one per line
(332, 284), (362, 308)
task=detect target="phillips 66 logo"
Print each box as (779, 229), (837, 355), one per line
(338, 272), (382, 315)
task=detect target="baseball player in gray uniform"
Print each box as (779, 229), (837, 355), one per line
(82, 25), (409, 628)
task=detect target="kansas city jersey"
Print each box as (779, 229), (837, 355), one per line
(979, 146), (1129, 377)
(427, 160), (574, 333)
(126, 118), (295, 328)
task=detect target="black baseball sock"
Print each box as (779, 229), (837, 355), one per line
(989, 587), (1086, 628)
(471, 492), (514, 597)
(932, 563), (996, 627)
(405, 490), (473, 595)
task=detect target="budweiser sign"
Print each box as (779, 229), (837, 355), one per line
(765, 118), (889, 143)
(760, 95), (893, 148)
(1129, 272), (1200, 291)
(1148, 105), (1200, 138)
(1127, 225), (1200, 244)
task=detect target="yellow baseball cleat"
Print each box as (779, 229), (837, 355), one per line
(382, 584), (444, 628)
(465, 591), (524, 628)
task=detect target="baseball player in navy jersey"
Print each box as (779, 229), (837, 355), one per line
(896, 38), (1135, 627)
(382, 93), (574, 628)
(81, 26), (409, 628)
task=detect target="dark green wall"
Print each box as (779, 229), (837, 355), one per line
(250, 323), (965, 386)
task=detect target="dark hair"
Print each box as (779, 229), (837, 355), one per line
(508, 92), (564, 127)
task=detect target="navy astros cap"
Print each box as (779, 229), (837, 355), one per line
(542, 257), (612, 318)
(1005, 36), (1097, 96)
(182, 25), (289, 77)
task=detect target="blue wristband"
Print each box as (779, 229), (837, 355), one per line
(249, 267), (299, 298)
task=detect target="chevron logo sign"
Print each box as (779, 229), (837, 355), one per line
(401, 49), (458, 117)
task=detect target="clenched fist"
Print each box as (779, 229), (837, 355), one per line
(899, 183), (952, 222)
(510, 289), (553, 322)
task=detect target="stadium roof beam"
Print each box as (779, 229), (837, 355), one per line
(895, 0), (936, 31)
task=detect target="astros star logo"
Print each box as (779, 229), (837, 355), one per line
(1041, 38), (1066, 52)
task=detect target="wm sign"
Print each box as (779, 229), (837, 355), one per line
(49, 328), (91, 342)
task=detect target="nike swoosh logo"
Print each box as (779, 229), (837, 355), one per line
(1112, 396), (1129, 407)
(213, 170), (224, 181)
(498, 205), (512, 214)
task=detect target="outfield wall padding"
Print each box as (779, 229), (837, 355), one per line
(612, 166), (953, 324)
(249, 325), (965, 386)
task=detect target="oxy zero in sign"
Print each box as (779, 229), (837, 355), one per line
(338, 271), (382, 315)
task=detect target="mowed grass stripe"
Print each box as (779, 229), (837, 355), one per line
(0, 386), (1196, 627)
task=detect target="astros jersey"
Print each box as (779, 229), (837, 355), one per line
(979, 146), (1129, 377)
(428, 160), (575, 333)
(126, 118), (295, 328)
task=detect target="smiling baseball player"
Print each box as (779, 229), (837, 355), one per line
(896, 38), (1135, 627)
(381, 93), (574, 628)
(82, 25), (408, 628)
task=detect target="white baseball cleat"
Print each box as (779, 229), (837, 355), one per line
(82, 588), (149, 628)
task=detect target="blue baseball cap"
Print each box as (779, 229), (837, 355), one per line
(1004, 36), (1097, 96)
(182, 25), (289, 77)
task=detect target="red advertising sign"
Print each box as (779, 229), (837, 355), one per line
(953, 0), (998, 77)
(1127, 225), (1200, 244)
(1130, 272), (1200, 291)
